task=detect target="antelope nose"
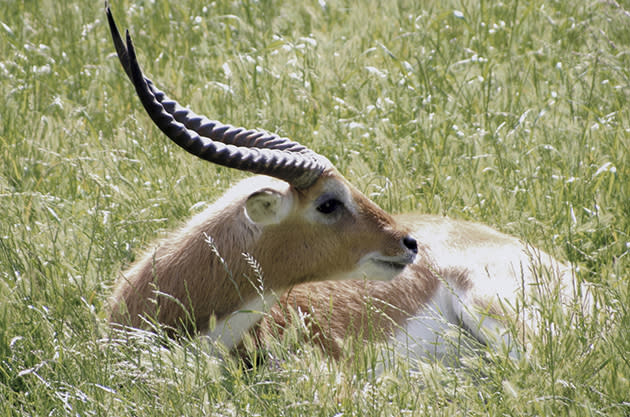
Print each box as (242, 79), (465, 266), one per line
(402, 235), (418, 254)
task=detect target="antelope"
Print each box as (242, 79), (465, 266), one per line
(106, 7), (588, 360)
(105, 7), (418, 348)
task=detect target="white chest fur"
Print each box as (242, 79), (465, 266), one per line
(207, 294), (277, 350)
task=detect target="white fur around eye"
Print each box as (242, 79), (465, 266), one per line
(305, 178), (357, 225)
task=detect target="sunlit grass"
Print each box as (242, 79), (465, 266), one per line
(1, 0), (628, 415)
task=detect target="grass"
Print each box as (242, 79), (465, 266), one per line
(1, 0), (629, 414)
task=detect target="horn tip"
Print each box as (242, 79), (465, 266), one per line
(105, 2), (113, 23)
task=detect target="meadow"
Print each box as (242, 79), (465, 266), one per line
(1, 0), (629, 415)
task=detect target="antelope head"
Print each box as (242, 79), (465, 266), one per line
(106, 7), (418, 338)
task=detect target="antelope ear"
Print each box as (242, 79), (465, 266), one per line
(244, 189), (292, 225)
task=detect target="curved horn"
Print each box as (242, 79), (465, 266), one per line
(106, 6), (331, 189)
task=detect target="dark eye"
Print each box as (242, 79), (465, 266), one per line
(316, 198), (343, 214)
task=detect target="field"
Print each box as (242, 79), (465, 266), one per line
(1, 0), (629, 415)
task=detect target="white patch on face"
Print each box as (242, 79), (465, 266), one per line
(326, 251), (416, 282)
(206, 293), (277, 350)
(304, 178), (357, 225)
(356, 253), (405, 280)
(363, 251), (417, 278)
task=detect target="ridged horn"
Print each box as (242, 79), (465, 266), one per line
(106, 6), (331, 189)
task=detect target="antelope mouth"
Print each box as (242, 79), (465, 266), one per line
(331, 252), (416, 282)
(374, 259), (409, 270)
(361, 252), (416, 280)
(372, 254), (416, 271)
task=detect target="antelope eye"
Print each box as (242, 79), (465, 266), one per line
(316, 198), (343, 214)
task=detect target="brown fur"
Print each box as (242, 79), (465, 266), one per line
(108, 171), (415, 333)
(257, 262), (439, 359)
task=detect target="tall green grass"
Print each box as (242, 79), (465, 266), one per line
(1, 0), (628, 415)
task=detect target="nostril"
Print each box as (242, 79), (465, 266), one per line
(403, 235), (418, 254)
